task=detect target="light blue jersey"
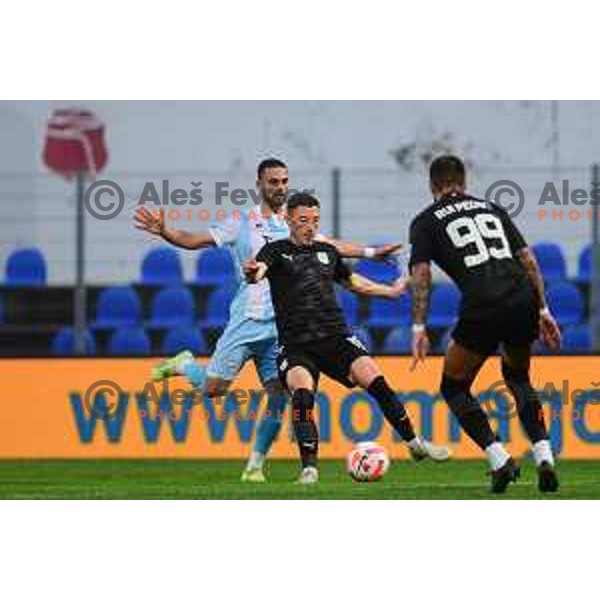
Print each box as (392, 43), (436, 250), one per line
(206, 208), (289, 382)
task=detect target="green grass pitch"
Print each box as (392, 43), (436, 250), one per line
(0, 459), (598, 499)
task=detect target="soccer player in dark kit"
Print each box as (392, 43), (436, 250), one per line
(409, 155), (562, 493)
(244, 192), (450, 484)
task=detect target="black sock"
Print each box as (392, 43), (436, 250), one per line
(501, 361), (548, 444)
(367, 376), (416, 442)
(441, 374), (497, 450)
(291, 388), (318, 469)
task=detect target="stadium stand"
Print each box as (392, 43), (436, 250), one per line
(201, 286), (235, 329)
(353, 258), (399, 284)
(383, 326), (412, 353)
(149, 286), (195, 328)
(5, 248), (47, 286)
(546, 281), (585, 326)
(93, 287), (142, 329)
(141, 246), (184, 285)
(428, 283), (460, 328)
(107, 326), (151, 356)
(51, 326), (97, 356)
(366, 294), (411, 328)
(0, 182), (595, 356)
(437, 326), (454, 353)
(562, 323), (592, 352)
(196, 247), (236, 285)
(161, 326), (208, 355)
(337, 289), (359, 325)
(532, 242), (567, 282)
(577, 244), (591, 283)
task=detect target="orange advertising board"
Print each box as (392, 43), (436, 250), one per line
(0, 357), (599, 458)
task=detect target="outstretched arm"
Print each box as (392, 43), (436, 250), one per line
(318, 234), (402, 260)
(516, 246), (561, 349)
(342, 273), (408, 298)
(134, 207), (215, 250)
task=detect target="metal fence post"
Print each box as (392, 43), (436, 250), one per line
(74, 173), (87, 355)
(332, 167), (341, 239)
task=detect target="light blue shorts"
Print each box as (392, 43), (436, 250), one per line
(206, 317), (279, 384)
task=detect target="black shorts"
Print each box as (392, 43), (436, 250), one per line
(451, 293), (540, 356)
(277, 334), (370, 390)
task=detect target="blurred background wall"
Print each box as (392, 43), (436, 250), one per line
(0, 100), (597, 283)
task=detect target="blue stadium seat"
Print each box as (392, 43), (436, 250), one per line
(149, 286), (195, 328)
(562, 324), (592, 352)
(93, 286), (142, 328)
(5, 247), (47, 286)
(546, 282), (584, 326)
(354, 259), (399, 284)
(162, 326), (209, 355)
(383, 327), (412, 353)
(141, 246), (184, 285)
(532, 243), (567, 282)
(196, 247), (236, 284)
(107, 326), (151, 356)
(577, 245), (591, 283)
(51, 326), (97, 355)
(429, 283), (460, 328)
(350, 326), (374, 352)
(366, 294), (411, 327)
(337, 289), (359, 325)
(533, 338), (553, 355)
(437, 326), (454, 352)
(202, 286), (235, 328)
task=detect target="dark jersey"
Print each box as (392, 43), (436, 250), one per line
(409, 193), (533, 314)
(256, 239), (353, 345)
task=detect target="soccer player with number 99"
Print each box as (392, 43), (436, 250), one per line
(408, 155), (562, 494)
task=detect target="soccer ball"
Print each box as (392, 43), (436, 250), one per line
(347, 442), (390, 482)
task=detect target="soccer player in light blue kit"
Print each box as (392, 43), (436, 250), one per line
(134, 158), (401, 481)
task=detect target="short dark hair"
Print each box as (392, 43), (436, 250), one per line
(429, 155), (466, 190)
(257, 158), (287, 178)
(287, 192), (320, 213)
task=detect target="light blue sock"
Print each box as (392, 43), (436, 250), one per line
(254, 388), (287, 455)
(182, 361), (206, 389)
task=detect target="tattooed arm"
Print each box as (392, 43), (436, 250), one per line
(410, 261), (433, 370)
(516, 247), (547, 309)
(411, 262), (432, 325)
(517, 247), (562, 349)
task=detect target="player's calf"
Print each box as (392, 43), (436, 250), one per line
(291, 388), (319, 473)
(441, 374), (517, 486)
(501, 360), (558, 491)
(365, 375), (450, 461)
(501, 360), (549, 445)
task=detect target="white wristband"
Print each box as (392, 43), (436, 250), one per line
(412, 323), (426, 333)
(540, 307), (551, 317)
(364, 246), (376, 258)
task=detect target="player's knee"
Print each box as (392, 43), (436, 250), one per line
(350, 356), (381, 388)
(286, 366), (315, 391)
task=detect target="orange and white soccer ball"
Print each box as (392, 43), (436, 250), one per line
(347, 442), (390, 482)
